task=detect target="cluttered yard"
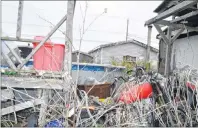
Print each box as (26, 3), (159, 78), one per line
(1, 0), (198, 127)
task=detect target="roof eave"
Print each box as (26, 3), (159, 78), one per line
(89, 39), (159, 54)
(73, 50), (93, 58)
(154, 1), (166, 13)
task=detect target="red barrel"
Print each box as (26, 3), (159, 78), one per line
(32, 36), (65, 71)
(118, 82), (153, 104)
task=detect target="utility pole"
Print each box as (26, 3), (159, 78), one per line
(64, 0), (76, 75)
(126, 18), (129, 42)
(146, 25), (152, 62)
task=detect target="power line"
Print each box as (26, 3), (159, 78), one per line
(2, 21), (126, 34)
(2, 4), (152, 34)
(2, 21), (159, 44)
(2, 4), (145, 25)
(127, 36), (159, 45)
(2, 21), (159, 45)
(3, 21), (157, 38)
(2, 3), (159, 45)
(128, 33), (157, 40)
(2, 33), (111, 43)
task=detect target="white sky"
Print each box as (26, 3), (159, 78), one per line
(2, 1), (162, 52)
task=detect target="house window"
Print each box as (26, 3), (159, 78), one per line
(123, 55), (136, 62)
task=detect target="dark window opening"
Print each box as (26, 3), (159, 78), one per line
(18, 47), (33, 59)
(123, 55), (136, 62)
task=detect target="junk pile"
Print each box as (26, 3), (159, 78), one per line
(1, 66), (198, 127)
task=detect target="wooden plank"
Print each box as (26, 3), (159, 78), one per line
(4, 42), (23, 64)
(1, 36), (41, 43)
(1, 99), (42, 116)
(1, 76), (63, 90)
(38, 90), (48, 126)
(145, 1), (198, 25)
(171, 10), (198, 23)
(1, 89), (14, 101)
(1, 51), (17, 70)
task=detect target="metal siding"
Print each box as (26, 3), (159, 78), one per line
(72, 66), (125, 85)
(72, 53), (93, 63)
(172, 35), (198, 70)
(90, 49), (101, 64)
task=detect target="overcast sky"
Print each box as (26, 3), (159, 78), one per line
(2, 1), (162, 52)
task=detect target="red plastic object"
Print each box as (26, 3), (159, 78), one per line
(32, 36), (65, 71)
(118, 82), (153, 104)
(186, 82), (196, 90)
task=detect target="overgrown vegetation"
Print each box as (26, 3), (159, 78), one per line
(110, 56), (154, 73)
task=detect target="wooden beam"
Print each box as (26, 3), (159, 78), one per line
(63, 0), (75, 75)
(38, 90), (48, 126)
(171, 28), (185, 43)
(6, 37), (107, 53)
(164, 27), (172, 76)
(156, 20), (172, 26)
(171, 10), (198, 23)
(154, 20), (198, 32)
(4, 42), (23, 64)
(154, 24), (170, 45)
(1, 76), (63, 90)
(155, 20), (186, 29)
(171, 24), (198, 31)
(1, 99), (42, 116)
(145, 0), (198, 25)
(1, 36), (40, 43)
(17, 14), (67, 69)
(1, 51), (17, 70)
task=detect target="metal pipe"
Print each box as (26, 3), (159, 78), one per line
(17, 14), (67, 69)
(145, 25), (152, 62)
(126, 18), (129, 42)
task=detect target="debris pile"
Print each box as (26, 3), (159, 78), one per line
(1, 66), (198, 127)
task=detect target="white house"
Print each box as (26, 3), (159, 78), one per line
(88, 39), (159, 66)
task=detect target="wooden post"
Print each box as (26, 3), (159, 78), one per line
(164, 27), (172, 76)
(16, 0), (24, 39)
(154, 24), (172, 76)
(64, 0), (75, 75)
(38, 89), (48, 127)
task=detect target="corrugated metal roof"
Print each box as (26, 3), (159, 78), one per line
(88, 39), (159, 54)
(72, 50), (93, 58)
(154, 0), (178, 13)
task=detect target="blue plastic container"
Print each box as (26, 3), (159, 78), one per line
(44, 118), (65, 128)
